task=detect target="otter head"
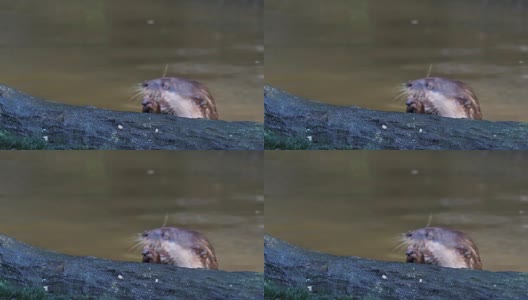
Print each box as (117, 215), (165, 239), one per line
(404, 77), (482, 120)
(141, 78), (168, 114)
(402, 227), (482, 270)
(139, 227), (219, 270)
(141, 77), (218, 119)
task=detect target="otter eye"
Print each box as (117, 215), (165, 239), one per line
(142, 232), (148, 237)
(406, 232), (412, 238)
(406, 81), (413, 88)
(142, 81), (149, 88)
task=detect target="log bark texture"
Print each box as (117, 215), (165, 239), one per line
(265, 235), (528, 299)
(264, 85), (528, 150)
(0, 234), (263, 300)
(0, 84), (263, 150)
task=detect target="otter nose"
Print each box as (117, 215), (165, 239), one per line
(141, 99), (150, 106)
(405, 99), (413, 106)
(141, 249), (150, 256)
(405, 249), (414, 256)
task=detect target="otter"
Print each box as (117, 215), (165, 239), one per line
(141, 77), (219, 120)
(404, 77), (483, 120)
(402, 227), (482, 270)
(139, 227), (218, 270)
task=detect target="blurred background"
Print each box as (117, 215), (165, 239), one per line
(0, 0), (263, 121)
(0, 151), (263, 272)
(266, 0), (528, 122)
(265, 151), (528, 272)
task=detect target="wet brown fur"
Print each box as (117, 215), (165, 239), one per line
(139, 227), (219, 270)
(403, 77), (483, 120)
(402, 227), (482, 270)
(141, 77), (219, 120)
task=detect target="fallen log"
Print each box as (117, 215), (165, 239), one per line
(264, 235), (528, 299)
(0, 234), (263, 300)
(0, 84), (263, 150)
(264, 85), (528, 150)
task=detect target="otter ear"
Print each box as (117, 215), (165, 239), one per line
(161, 81), (170, 90)
(192, 96), (209, 107)
(425, 81), (434, 90)
(455, 96), (473, 107)
(455, 245), (472, 258)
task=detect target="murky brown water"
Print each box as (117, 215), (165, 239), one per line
(266, 0), (528, 122)
(0, 151), (263, 272)
(0, 0), (263, 122)
(265, 151), (528, 272)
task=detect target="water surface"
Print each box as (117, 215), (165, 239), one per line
(0, 151), (263, 272)
(265, 151), (528, 272)
(0, 0), (263, 121)
(266, 0), (528, 122)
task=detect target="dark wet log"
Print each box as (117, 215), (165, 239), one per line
(0, 234), (263, 300)
(264, 85), (528, 150)
(264, 235), (528, 299)
(0, 84), (263, 150)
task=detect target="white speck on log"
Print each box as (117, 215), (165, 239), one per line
(382, 125), (387, 130)
(43, 136), (48, 142)
(118, 125), (123, 130)
(118, 275), (123, 280)
(382, 275), (387, 280)
(307, 136), (312, 142)
(307, 286), (312, 292)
